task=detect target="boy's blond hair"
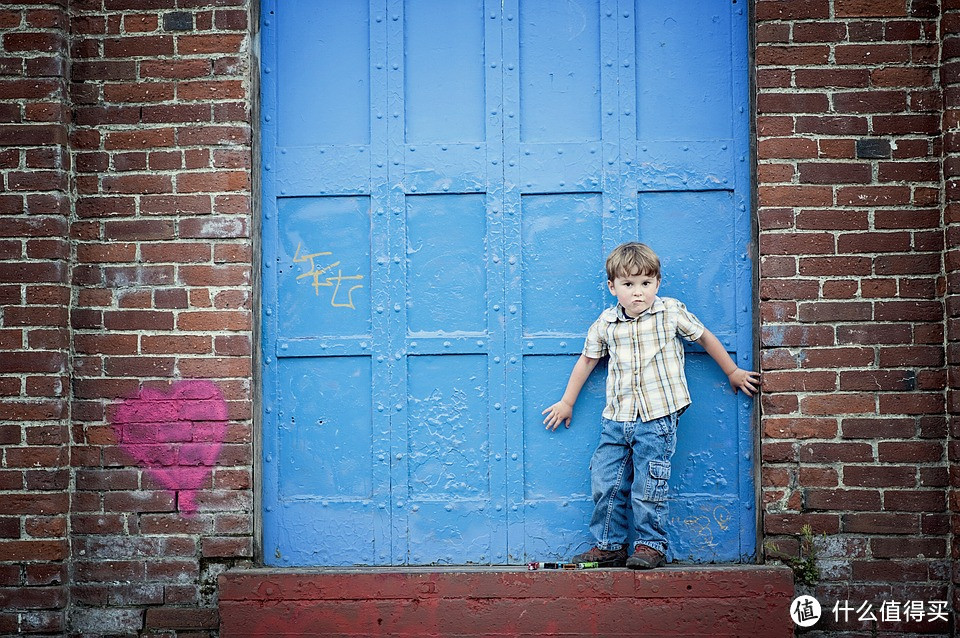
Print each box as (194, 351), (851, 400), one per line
(605, 242), (661, 282)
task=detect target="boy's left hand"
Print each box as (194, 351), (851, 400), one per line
(728, 368), (760, 396)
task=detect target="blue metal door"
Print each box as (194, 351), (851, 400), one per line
(260, 0), (753, 566)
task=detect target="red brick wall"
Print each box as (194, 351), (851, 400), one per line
(67, 0), (253, 635)
(2, 0), (959, 636)
(0, 1), (71, 634)
(944, 0), (960, 624)
(756, 0), (951, 633)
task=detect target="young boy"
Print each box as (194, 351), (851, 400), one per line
(542, 242), (759, 569)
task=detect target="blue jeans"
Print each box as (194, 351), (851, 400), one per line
(588, 412), (679, 556)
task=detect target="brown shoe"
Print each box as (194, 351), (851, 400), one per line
(626, 544), (665, 569)
(570, 545), (628, 567)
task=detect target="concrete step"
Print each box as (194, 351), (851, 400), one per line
(219, 565), (795, 637)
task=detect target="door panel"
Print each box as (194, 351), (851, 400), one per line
(261, 0), (754, 566)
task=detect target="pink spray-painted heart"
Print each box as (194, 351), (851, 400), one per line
(112, 380), (228, 516)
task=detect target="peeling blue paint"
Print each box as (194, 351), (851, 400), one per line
(261, 0), (753, 566)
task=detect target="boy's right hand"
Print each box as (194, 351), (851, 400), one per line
(542, 400), (573, 430)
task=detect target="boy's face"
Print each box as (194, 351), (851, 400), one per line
(608, 271), (660, 318)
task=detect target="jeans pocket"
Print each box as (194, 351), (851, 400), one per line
(642, 459), (671, 502)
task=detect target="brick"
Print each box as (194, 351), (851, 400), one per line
(177, 311), (250, 332)
(201, 536), (252, 558)
(757, 92), (830, 114)
(102, 310), (174, 331)
(874, 114), (940, 135)
(797, 162), (871, 184)
(838, 232), (913, 256)
(759, 231), (835, 255)
(139, 59), (209, 79)
(799, 442), (874, 464)
(145, 607), (218, 630)
(800, 393), (876, 415)
(0, 540), (67, 562)
(874, 301), (943, 322)
(104, 128), (175, 150)
(176, 171), (249, 193)
(798, 301), (873, 322)
(835, 43), (911, 65)
(756, 45), (830, 66)
(839, 370), (917, 391)
(103, 82), (175, 104)
(871, 537), (946, 559)
(843, 512), (918, 534)
(883, 490), (945, 512)
(141, 103), (211, 124)
(177, 80), (245, 101)
(102, 174), (172, 195)
(763, 417), (837, 439)
(103, 36), (174, 58)
(874, 253), (941, 274)
(755, 0), (830, 20)
(796, 68), (868, 89)
(178, 215), (247, 238)
(760, 279), (819, 300)
(844, 465), (916, 487)
(878, 441), (943, 463)
(879, 392), (945, 415)
(804, 489), (881, 511)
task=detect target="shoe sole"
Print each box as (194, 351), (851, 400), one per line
(626, 558), (665, 569)
(571, 555), (627, 568)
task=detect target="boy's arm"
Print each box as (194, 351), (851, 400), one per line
(696, 328), (760, 397)
(542, 354), (600, 430)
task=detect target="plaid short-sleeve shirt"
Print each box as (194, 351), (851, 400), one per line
(583, 296), (705, 422)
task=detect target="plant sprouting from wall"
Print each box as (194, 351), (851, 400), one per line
(764, 524), (821, 587)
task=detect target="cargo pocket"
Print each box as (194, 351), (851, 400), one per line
(642, 460), (671, 502)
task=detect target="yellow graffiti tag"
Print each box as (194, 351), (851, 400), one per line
(293, 242), (364, 309)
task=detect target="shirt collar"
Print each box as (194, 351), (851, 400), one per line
(604, 297), (665, 322)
